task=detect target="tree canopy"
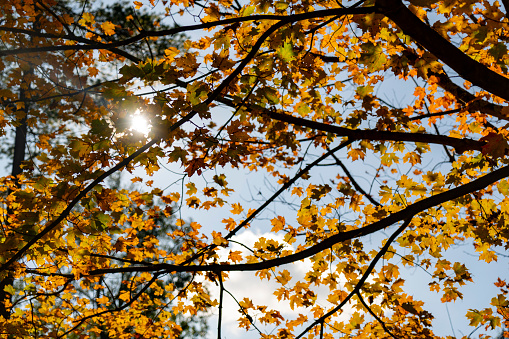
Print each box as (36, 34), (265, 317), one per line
(1, 0), (509, 338)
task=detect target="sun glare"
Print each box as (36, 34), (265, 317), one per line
(130, 110), (151, 136)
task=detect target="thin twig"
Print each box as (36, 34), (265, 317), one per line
(295, 219), (412, 339)
(356, 291), (399, 339)
(217, 272), (224, 339)
(328, 148), (380, 206)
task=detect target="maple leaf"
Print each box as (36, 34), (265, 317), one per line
(228, 250), (243, 263)
(230, 203), (244, 215)
(480, 132), (508, 158)
(184, 158), (205, 176)
(277, 42), (295, 62)
(87, 66), (99, 77)
(79, 12), (95, 27)
(101, 21), (116, 36)
(360, 42), (387, 72)
(271, 216), (285, 232)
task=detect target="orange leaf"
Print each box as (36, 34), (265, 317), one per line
(101, 21), (116, 36)
(231, 203), (243, 215)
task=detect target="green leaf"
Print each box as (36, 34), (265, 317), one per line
(491, 295), (509, 307)
(241, 5), (255, 16)
(187, 82), (209, 106)
(91, 212), (112, 231)
(489, 43), (507, 61)
(472, 27), (488, 44)
(90, 119), (113, 137)
(356, 85), (373, 98)
(296, 103), (311, 116)
(70, 139), (90, 158)
(489, 317), (501, 329)
(119, 64), (145, 80)
(34, 176), (52, 191)
(168, 147), (188, 163)
(261, 87), (279, 104)
(4, 285), (16, 296)
(93, 140), (111, 151)
(102, 82), (127, 99)
(466, 309), (483, 327)
(359, 42), (387, 72)
(275, 1), (289, 10)
(277, 42), (295, 62)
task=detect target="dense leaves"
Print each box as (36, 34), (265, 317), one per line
(1, 0), (509, 338)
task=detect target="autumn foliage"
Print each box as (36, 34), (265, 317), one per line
(1, 0), (509, 338)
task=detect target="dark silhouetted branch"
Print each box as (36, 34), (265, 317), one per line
(376, 0), (509, 101)
(357, 291), (399, 339)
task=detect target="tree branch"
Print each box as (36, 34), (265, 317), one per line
(213, 95), (485, 153)
(267, 111), (483, 153)
(87, 162), (509, 276)
(408, 108), (462, 121)
(357, 291), (399, 339)
(313, 50), (509, 122)
(56, 273), (162, 338)
(182, 139), (354, 265)
(426, 69), (508, 122)
(327, 148), (381, 206)
(295, 219), (412, 339)
(376, 0), (509, 101)
(0, 7), (375, 57)
(217, 272), (224, 339)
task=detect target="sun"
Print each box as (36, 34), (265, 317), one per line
(130, 110), (151, 136)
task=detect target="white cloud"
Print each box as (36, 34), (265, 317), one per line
(205, 230), (355, 339)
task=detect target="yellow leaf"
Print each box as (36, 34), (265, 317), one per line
(228, 250), (243, 263)
(348, 148), (365, 161)
(276, 270), (292, 285)
(231, 203), (243, 215)
(80, 12), (95, 26)
(222, 217), (236, 231)
(212, 231), (228, 246)
(271, 216), (285, 232)
(186, 182), (197, 195)
(133, 1), (143, 9)
(101, 21), (116, 36)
